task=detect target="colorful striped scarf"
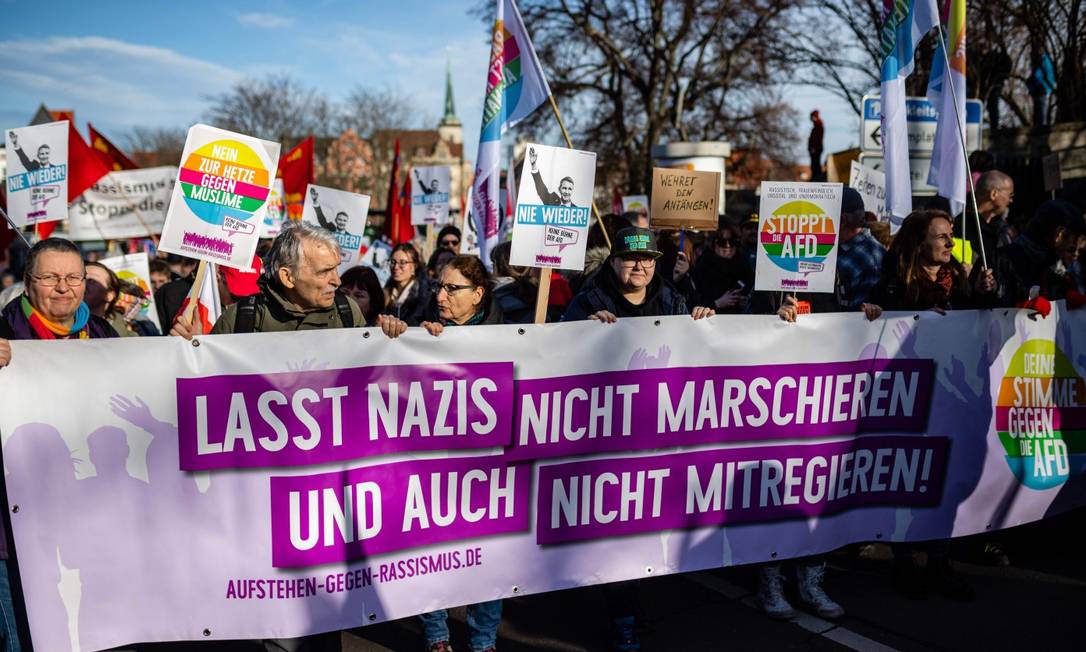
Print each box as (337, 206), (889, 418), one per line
(20, 295), (91, 340)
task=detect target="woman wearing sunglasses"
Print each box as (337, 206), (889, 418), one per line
(692, 224), (754, 314)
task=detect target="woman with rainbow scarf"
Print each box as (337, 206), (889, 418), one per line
(0, 238), (117, 349)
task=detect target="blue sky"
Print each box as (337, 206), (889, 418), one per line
(0, 0), (857, 161)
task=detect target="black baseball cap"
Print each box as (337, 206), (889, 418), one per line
(612, 227), (662, 258)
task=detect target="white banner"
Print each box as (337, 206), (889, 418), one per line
(99, 253), (162, 330)
(1, 306), (1084, 651)
(4, 121), (69, 227)
(301, 184), (370, 274)
(68, 167), (176, 240)
(510, 143), (597, 270)
(410, 166), (451, 226)
(158, 124), (280, 269)
(755, 182), (842, 294)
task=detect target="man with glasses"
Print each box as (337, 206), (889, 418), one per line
(0, 237), (118, 350)
(436, 225), (461, 253)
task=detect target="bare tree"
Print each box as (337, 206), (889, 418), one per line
(485, 0), (806, 194)
(203, 73), (339, 147)
(340, 86), (434, 138)
(123, 126), (187, 167)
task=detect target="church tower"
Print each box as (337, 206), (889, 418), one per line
(438, 59), (462, 145)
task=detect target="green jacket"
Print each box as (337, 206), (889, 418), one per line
(211, 282), (363, 334)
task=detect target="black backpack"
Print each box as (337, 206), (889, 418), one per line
(233, 291), (354, 333)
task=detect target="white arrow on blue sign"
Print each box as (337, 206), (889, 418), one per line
(861, 94), (984, 154)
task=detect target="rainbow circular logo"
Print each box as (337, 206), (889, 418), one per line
(178, 139), (270, 227)
(995, 339), (1085, 489)
(759, 201), (836, 272)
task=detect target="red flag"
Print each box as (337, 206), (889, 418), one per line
(87, 123), (138, 171)
(383, 139), (414, 245)
(67, 122), (110, 202)
(612, 187), (623, 214)
(278, 136), (314, 221)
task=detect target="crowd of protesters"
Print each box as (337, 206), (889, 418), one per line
(0, 166), (1083, 652)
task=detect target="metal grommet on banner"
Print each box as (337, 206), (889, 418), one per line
(913, 314), (920, 321)
(654, 320), (661, 326)
(191, 338), (201, 347)
(770, 551), (778, 558)
(645, 566), (653, 575)
(11, 505), (18, 514)
(986, 523), (992, 530)
(517, 328), (525, 335)
(202, 629), (211, 637)
(363, 331), (371, 339)
(875, 532), (883, 539)
(511, 585), (520, 594)
(368, 613), (377, 622)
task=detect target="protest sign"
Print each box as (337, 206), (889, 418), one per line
(755, 182), (843, 293)
(411, 166), (452, 225)
(1042, 153), (1062, 193)
(1, 304), (1084, 650)
(622, 194), (649, 219)
(158, 124), (280, 269)
(510, 143), (597, 270)
(68, 167), (176, 240)
(261, 179), (287, 238)
(848, 161), (886, 220)
(99, 253), (161, 330)
(4, 121), (69, 227)
(650, 168), (720, 231)
(301, 184), (370, 273)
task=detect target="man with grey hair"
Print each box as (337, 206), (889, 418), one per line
(958, 169), (1015, 267)
(170, 222), (406, 339)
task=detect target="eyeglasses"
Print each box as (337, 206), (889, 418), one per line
(31, 273), (86, 287)
(616, 257), (657, 269)
(716, 238), (740, 247)
(434, 283), (475, 295)
(440, 238), (460, 247)
(388, 259), (415, 268)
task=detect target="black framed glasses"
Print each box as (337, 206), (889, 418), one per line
(440, 238), (460, 247)
(716, 238), (740, 247)
(434, 283), (475, 295)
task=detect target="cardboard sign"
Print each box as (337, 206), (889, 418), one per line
(158, 124), (280, 269)
(848, 161), (886, 220)
(69, 167), (176, 241)
(411, 166), (452, 225)
(4, 121), (69, 227)
(754, 182), (843, 294)
(650, 167), (719, 230)
(301, 184), (371, 274)
(510, 143), (597, 271)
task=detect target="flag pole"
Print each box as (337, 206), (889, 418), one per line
(933, 18), (987, 269)
(0, 207), (32, 248)
(547, 95), (612, 251)
(180, 260), (209, 324)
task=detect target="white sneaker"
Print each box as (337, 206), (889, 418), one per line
(795, 562), (845, 619)
(757, 565), (796, 619)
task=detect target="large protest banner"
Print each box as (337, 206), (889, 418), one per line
(158, 124), (280, 269)
(301, 185), (370, 273)
(1, 305), (1084, 650)
(510, 143), (597, 270)
(411, 166), (452, 226)
(755, 182), (843, 293)
(68, 167), (176, 240)
(4, 121), (69, 227)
